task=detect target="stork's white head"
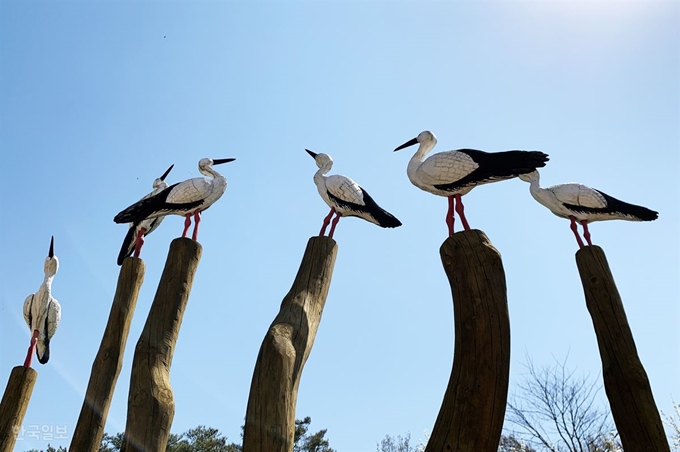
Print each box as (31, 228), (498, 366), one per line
(153, 164), (174, 189)
(305, 149), (333, 170)
(518, 170), (540, 183)
(44, 236), (59, 277)
(394, 130), (437, 152)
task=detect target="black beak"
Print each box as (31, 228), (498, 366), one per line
(212, 158), (236, 165)
(394, 137), (418, 152)
(305, 149), (318, 159)
(49, 236), (54, 258)
(159, 164), (174, 181)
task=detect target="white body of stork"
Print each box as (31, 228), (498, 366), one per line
(23, 236), (61, 367)
(519, 170), (658, 248)
(307, 149), (401, 238)
(117, 164), (174, 265)
(114, 158), (235, 241)
(394, 130), (549, 235)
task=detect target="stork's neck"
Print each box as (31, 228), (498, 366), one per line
(41, 275), (54, 292)
(313, 161), (332, 185)
(407, 141), (436, 180)
(200, 165), (223, 180)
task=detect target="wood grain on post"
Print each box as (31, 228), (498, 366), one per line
(426, 230), (510, 452)
(0, 366), (37, 452)
(121, 238), (202, 452)
(69, 258), (145, 452)
(243, 236), (338, 452)
(576, 246), (669, 452)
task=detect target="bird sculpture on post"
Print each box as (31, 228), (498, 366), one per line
(117, 164), (174, 265)
(394, 130), (549, 236)
(306, 149), (401, 238)
(114, 158), (235, 241)
(518, 170), (659, 248)
(23, 236), (61, 367)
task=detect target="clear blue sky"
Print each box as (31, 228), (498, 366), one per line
(1, 1), (678, 450)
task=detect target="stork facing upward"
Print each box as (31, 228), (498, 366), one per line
(117, 164), (174, 265)
(518, 170), (658, 248)
(307, 149), (401, 239)
(23, 236), (61, 367)
(114, 158), (235, 241)
(394, 130), (549, 236)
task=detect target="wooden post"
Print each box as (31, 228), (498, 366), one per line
(121, 238), (202, 452)
(69, 258), (145, 452)
(0, 366), (38, 452)
(576, 246), (670, 451)
(242, 236), (338, 452)
(425, 230), (510, 452)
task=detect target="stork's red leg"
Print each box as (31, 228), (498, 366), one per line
(133, 227), (147, 258)
(581, 220), (592, 246)
(192, 211), (201, 241)
(320, 208), (335, 236)
(23, 329), (39, 368)
(446, 196), (455, 236)
(454, 194), (470, 231)
(569, 216), (585, 248)
(328, 212), (341, 239)
(182, 214), (191, 238)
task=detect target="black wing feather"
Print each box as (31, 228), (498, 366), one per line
(114, 183), (203, 224)
(328, 188), (402, 228)
(563, 189), (658, 221)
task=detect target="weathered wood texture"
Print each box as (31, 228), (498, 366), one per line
(69, 258), (145, 452)
(576, 246), (669, 452)
(0, 366), (37, 452)
(426, 230), (510, 452)
(121, 238), (202, 452)
(243, 236), (338, 452)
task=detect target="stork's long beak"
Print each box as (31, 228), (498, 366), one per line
(305, 149), (318, 159)
(212, 158), (236, 165)
(160, 164), (174, 181)
(49, 236), (54, 258)
(394, 137), (418, 152)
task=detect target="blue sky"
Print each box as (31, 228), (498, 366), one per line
(1, 1), (678, 450)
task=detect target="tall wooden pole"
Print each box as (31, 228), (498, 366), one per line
(576, 245), (669, 451)
(69, 258), (145, 452)
(426, 230), (510, 452)
(0, 366), (38, 452)
(243, 236), (338, 452)
(121, 238), (202, 452)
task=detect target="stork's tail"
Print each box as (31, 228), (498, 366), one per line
(362, 190), (402, 229)
(488, 150), (550, 177)
(117, 224), (138, 266)
(597, 190), (659, 221)
(37, 339), (50, 364)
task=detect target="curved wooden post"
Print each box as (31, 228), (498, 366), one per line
(576, 246), (669, 451)
(0, 366), (38, 452)
(70, 258), (145, 452)
(426, 230), (510, 452)
(121, 238), (202, 452)
(243, 236), (338, 452)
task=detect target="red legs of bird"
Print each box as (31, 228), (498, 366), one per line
(23, 329), (39, 367)
(319, 207), (336, 236)
(581, 220), (592, 246)
(192, 211), (201, 241)
(446, 196), (455, 236)
(454, 194), (470, 231)
(182, 214), (192, 238)
(133, 227), (147, 258)
(569, 216), (585, 248)
(328, 213), (341, 239)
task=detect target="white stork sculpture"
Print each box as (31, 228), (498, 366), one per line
(117, 164), (174, 265)
(23, 236), (61, 367)
(307, 149), (401, 238)
(394, 130), (549, 235)
(518, 170), (658, 248)
(114, 158), (235, 241)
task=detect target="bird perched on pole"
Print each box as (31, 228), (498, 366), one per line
(114, 158), (235, 241)
(117, 164), (174, 265)
(306, 149), (401, 238)
(518, 170), (658, 248)
(23, 236), (61, 367)
(394, 130), (549, 236)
